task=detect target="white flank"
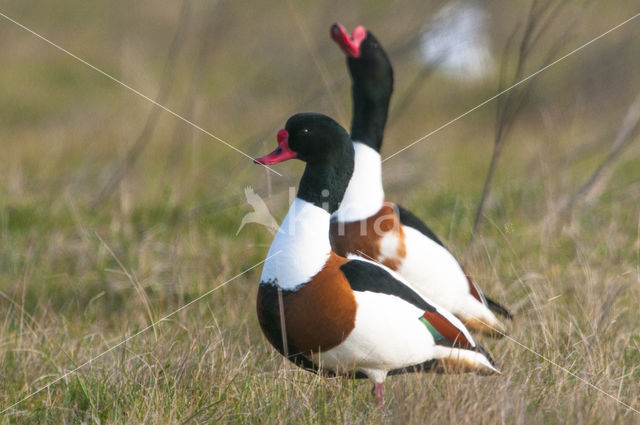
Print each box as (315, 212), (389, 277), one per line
(260, 198), (331, 290)
(398, 226), (501, 327)
(345, 253), (476, 347)
(311, 290), (493, 381)
(333, 142), (384, 222)
(311, 291), (436, 382)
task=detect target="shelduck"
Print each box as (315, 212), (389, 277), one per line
(329, 23), (512, 335)
(254, 113), (498, 405)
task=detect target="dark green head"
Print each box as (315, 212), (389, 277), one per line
(255, 113), (354, 213)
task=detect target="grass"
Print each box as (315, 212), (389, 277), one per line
(1, 0), (640, 423)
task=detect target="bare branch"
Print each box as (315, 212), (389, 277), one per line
(551, 92), (640, 221)
(468, 0), (588, 248)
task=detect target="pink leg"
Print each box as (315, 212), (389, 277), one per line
(370, 382), (384, 406)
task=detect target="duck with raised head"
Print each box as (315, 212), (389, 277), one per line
(254, 113), (498, 405)
(329, 23), (512, 336)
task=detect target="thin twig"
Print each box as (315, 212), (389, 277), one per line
(164, 0), (226, 188)
(91, 0), (193, 208)
(550, 92), (640, 222)
(468, 0), (576, 248)
(388, 64), (438, 124)
(277, 287), (289, 359)
(285, 0), (346, 123)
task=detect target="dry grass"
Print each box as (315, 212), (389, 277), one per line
(1, 0), (640, 423)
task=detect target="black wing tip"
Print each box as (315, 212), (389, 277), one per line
(485, 296), (514, 320)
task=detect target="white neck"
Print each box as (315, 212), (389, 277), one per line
(260, 198), (332, 290)
(333, 142), (385, 222)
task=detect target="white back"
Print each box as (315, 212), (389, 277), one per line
(260, 198), (331, 290)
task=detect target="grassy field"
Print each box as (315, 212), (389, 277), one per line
(1, 0), (640, 423)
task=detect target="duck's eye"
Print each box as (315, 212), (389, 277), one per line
(300, 128), (310, 136)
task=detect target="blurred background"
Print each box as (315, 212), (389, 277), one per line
(1, 0), (638, 230)
(1, 0), (639, 422)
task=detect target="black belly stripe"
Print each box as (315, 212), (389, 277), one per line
(256, 282), (366, 378)
(256, 283), (318, 373)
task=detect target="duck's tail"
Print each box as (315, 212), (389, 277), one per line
(433, 344), (500, 375)
(485, 296), (513, 320)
